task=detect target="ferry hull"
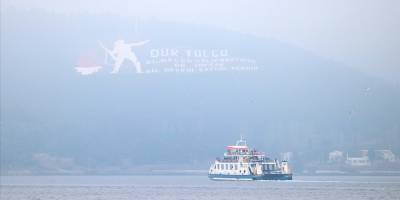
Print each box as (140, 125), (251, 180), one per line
(208, 173), (292, 181)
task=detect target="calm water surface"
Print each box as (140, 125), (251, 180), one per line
(1, 175), (400, 200)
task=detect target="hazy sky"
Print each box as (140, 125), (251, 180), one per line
(2, 0), (400, 84)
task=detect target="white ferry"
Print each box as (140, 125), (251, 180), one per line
(208, 137), (292, 180)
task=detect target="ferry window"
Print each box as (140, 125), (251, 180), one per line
(225, 164), (228, 170)
(234, 164), (238, 170)
(230, 164), (233, 169)
(217, 164), (220, 169)
(214, 164), (217, 169)
(222, 164), (224, 170)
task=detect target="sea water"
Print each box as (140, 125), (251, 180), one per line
(1, 175), (400, 200)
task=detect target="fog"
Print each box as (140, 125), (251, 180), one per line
(5, 0), (400, 84)
(1, 1), (399, 174)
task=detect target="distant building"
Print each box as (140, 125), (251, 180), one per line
(346, 156), (370, 166)
(328, 150), (344, 163)
(346, 150), (370, 166)
(374, 150), (396, 162)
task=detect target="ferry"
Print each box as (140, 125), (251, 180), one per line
(208, 137), (293, 180)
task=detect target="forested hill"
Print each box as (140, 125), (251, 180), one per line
(1, 9), (399, 171)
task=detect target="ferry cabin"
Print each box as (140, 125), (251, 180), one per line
(209, 160), (285, 176)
